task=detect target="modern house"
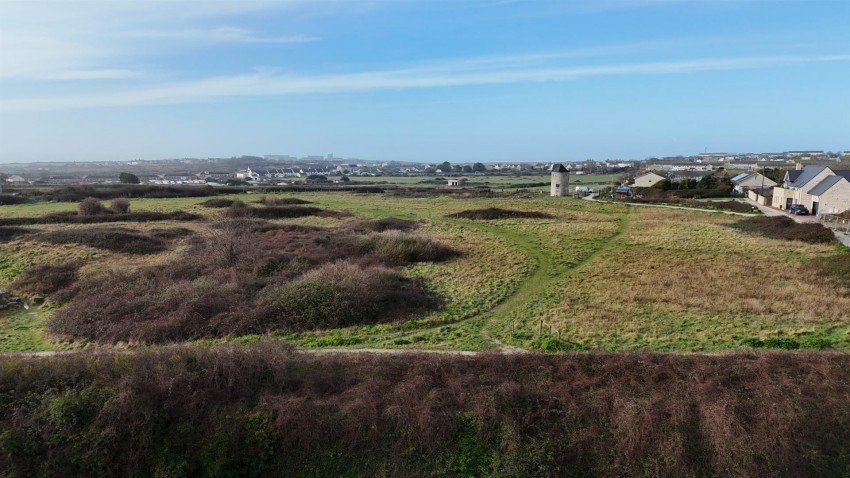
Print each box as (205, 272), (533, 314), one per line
(807, 173), (850, 215)
(615, 186), (631, 199)
(4, 175), (28, 184)
(730, 172), (777, 194)
(771, 164), (850, 215)
(631, 172), (665, 188)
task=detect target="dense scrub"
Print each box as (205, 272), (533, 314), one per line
(4, 184), (389, 202)
(9, 261), (82, 295)
(2, 346), (849, 477)
(0, 226), (33, 243)
(447, 207), (555, 220)
(733, 216), (835, 244)
(46, 218), (456, 342)
(0, 210), (201, 226)
(36, 228), (170, 254)
(0, 194), (30, 205)
(221, 202), (342, 219)
(256, 196), (312, 206)
(200, 198), (239, 208)
(631, 197), (757, 213)
(345, 217), (420, 232)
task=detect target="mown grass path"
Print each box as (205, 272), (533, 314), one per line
(429, 208), (635, 350)
(485, 208), (634, 348)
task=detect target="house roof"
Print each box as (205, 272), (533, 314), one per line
(550, 163), (569, 173)
(730, 172), (751, 183)
(785, 170), (802, 183)
(834, 170), (850, 181)
(807, 176), (845, 196)
(790, 165), (828, 188)
(615, 187), (631, 192)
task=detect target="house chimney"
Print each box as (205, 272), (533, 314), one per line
(795, 162), (803, 170)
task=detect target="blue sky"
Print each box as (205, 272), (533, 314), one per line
(0, 0), (848, 163)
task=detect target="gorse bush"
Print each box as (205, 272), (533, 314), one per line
(0, 226), (33, 243)
(359, 230), (459, 264)
(257, 261), (439, 330)
(346, 217), (419, 232)
(78, 197), (107, 216)
(108, 197), (130, 214)
(0, 194), (29, 205)
(37, 228), (168, 254)
(0, 210), (201, 226)
(447, 208), (555, 220)
(46, 217), (456, 343)
(200, 198), (239, 208)
(2, 347), (849, 477)
(9, 261), (82, 296)
(257, 196), (312, 206)
(734, 216), (835, 244)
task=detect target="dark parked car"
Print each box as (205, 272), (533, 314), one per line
(788, 204), (809, 215)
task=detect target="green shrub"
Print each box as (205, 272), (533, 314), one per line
(257, 261), (439, 330)
(78, 197), (107, 216)
(109, 197), (130, 214)
(360, 230), (458, 264)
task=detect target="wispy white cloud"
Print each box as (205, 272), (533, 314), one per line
(122, 27), (319, 45)
(4, 53), (847, 112)
(0, 0), (321, 80)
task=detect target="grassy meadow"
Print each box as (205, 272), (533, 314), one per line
(1, 189), (847, 352)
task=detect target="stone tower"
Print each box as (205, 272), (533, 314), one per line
(550, 163), (569, 197)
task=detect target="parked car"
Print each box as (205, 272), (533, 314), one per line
(788, 204), (809, 215)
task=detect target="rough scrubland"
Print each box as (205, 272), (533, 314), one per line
(2, 345), (850, 477)
(0, 192), (847, 352)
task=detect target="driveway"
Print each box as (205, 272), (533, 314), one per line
(744, 199), (816, 223)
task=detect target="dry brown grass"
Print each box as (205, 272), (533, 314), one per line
(542, 208), (850, 349)
(1, 346), (849, 477)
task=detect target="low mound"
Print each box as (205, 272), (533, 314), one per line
(346, 217), (420, 232)
(9, 261), (82, 296)
(447, 207), (555, 220)
(199, 198), (239, 208)
(37, 228), (168, 254)
(256, 261), (439, 330)
(733, 216), (835, 244)
(0, 211), (201, 226)
(0, 226), (34, 243)
(2, 348), (849, 477)
(359, 230), (459, 264)
(147, 227), (195, 240)
(256, 196), (312, 206)
(47, 218), (456, 343)
(221, 203), (338, 219)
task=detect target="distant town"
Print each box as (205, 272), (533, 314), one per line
(1, 150), (847, 186)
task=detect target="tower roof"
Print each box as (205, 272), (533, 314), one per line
(550, 163), (568, 173)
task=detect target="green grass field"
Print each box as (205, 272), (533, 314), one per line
(1, 190), (847, 352)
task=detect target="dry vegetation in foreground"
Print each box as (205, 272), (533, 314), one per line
(2, 346), (849, 477)
(42, 216), (457, 343)
(447, 207), (555, 220)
